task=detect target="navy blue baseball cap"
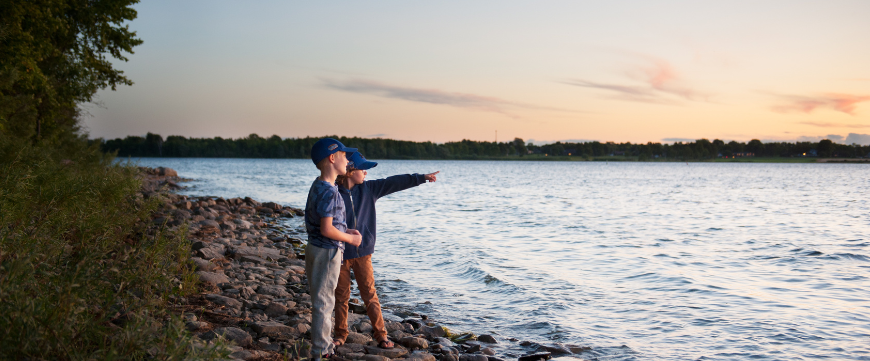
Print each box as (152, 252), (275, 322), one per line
(311, 138), (357, 165)
(347, 152), (378, 171)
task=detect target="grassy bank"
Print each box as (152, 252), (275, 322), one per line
(0, 135), (227, 360)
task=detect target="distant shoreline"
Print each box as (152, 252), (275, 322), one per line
(121, 155), (870, 163)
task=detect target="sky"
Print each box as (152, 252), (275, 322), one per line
(83, 0), (870, 145)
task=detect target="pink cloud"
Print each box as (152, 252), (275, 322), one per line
(772, 93), (870, 115)
(564, 56), (709, 104)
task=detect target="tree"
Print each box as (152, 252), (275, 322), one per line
(817, 139), (834, 157)
(0, 0), (143, 141)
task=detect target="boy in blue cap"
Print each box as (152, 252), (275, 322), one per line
(305, 138), (363, 359)
(332, 152), (439, 349)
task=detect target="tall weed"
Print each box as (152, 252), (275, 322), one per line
(0, 135), (228, 360)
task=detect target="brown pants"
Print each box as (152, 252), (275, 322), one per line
(333, 255), (387, 342)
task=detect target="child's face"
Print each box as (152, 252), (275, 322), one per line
(349, 169), (367, 185)
(333, 151), (349, 174)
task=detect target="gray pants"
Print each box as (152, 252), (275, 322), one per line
(305, 244), (343, 357)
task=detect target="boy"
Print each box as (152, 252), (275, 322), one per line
(332, 152), (438, 349)
(305, 138), (363, 359)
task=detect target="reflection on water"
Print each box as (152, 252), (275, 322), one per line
(129, 158), (870, 360)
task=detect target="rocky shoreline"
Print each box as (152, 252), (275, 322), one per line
(141, 167), (578, 361)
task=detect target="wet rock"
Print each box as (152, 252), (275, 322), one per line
(399, 336), (428, 350)
(200, 326), (252, 347)
(389, 330), (410, 340)
(205, 293), (242, 309)
(539, 344), (571, 355)
(355, 321), (373, 334)
(486, 357), (506, 361)
(464, 342), (481, 353)
(197, 271), (230, 286)
(434, 337), (455, 347)
(477, 334), (497, 344)
(346, 331), (373, 344)
(517, 353), (551, 361)
(362, 355), (391, 361)
(481, 348), (495, 356)
(250, 321), (298, 341)
(440, 354), (458, 361)
(264, 302), (289, 318)
(459, 355), (488, 361)
(364, 344), (409, 359)
(418, 325), (446, 339)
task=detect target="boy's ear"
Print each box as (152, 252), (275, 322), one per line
(327, 153), (336, 164)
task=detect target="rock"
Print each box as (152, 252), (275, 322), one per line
(362, 355), (391, 361)
(441, 354), (458, 361)
(250, 321), (298, 341)
(190, 257), (218, 272)
(205, 293), (242, 309)
(385, 321), (406, 332)
(517, 353), (551, 361)
(196, 247), (224, 260)
(173, 209), (192, 220)
(355, 321), (373, 334)
(156, 167), (178, 177)
(364, 344), (408, 359)
(464, 342), (481, 353)
(233, 219), (253, 229)
(434, 338), (455, 347)
(482, 348), (496, 356)
(262, 202), (281, 210)
(486, 357), (506, 361)
(407, 351), (437, 361)
(399, 336), (428, 350)
(418, 325), (446, 339)
(197, 271), (230, 286)
(257, 285), (291, 298)
(459, 355), (488, 361)
(176, 201), (192, 210)
(239, 254), (267, 264)
(221, 222), (237, 231)
(232, 245), (281, 260)
(230, 349), (257, 360)
(477, 334), (497, 344)
(264, 302), (289, 318)
(337, 343), (366, 355)
(346, 331), (373, 344)
(539, 344), (571, 355)
(200, 327), (252, 347)
(199, 219), (221, 229)
(389, 330), (410, 341)
(185, 321), (208, 331)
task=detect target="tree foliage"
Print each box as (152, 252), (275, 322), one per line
(101, 134), (870, 160)
(0, 0), (142, 141)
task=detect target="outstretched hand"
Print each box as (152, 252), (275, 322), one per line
(424, 171), (440, 182)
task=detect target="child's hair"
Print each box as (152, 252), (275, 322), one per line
(336, 168), (357, 188)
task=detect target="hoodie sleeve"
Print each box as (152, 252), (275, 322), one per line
(368, 174), (427, 199)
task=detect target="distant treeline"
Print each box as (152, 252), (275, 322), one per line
(100, 133), (870, 160)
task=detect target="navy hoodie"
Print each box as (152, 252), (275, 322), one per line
(338, 174), (427, 260)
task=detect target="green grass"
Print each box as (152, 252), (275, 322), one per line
(0, 134), (229, 360)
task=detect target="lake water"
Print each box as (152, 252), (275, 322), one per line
(130, 158), (870, 360)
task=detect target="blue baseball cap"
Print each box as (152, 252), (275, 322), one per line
(311, 138), (357, 165)
(347, 152), (378, 171)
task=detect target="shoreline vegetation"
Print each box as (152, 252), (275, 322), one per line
(99, 133), (870, 163)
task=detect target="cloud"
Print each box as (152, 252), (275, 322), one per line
(798, 121), (870, 128)
(796, 134), (845, 143)
(772, 93), (870, 115)
(845, 133), (870, 145)
(661, 137), (698, 143)
(323, 78), (570, 116)
(562, 56), (710, 104)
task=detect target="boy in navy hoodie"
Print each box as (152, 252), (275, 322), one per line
(305, 138), (363, 359)
(332, 152), (438, 348)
